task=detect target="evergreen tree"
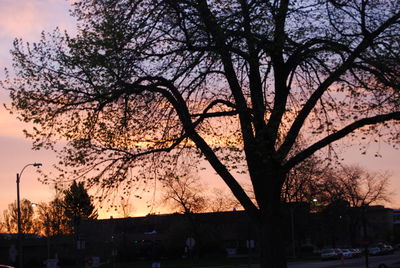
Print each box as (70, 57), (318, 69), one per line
(63, 181), (97, 231)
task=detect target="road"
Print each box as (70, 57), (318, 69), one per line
(288, 252), (400, 268)
(193, 252), (400, 268)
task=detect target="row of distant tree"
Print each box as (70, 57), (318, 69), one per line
(160, 156), (391, 215)
(283, 157), (391, 209)
(0, 181), (97, 237)
(0, 158), (389, 238)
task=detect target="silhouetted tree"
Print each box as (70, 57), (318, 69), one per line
(208, 188), (242, 212)
(283, 161), (391, 208)
(4, 1), (400, 267)
(35, 198), (72, 236)
(161, 163), (240, 213)
(162, 170), (206, 214)
(281, 154), (328, 204)
(3, 199), (38, 235)
(328, 165), (391, 207)
(0, 218), (5, 233)
(161, 164), (221, 256)
(63, 181), (97, 233)
(118, 196), (135, 218)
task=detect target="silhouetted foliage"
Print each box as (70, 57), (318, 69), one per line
(4, 1), (399, 267)
(2, 199), (37, 234)
(35, 197), (72, 236)
(63, 181), (97, 230)
(282, 154), (328, 204)
(161, 168), (206, 214)
(283, 160), (391, 207)
(160, 162), (240, 213)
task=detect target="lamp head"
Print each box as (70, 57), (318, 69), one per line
(33, 163), (42, 167)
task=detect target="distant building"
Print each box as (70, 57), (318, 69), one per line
(75, 205), (400, 261)
(1, 205), (397, 265)
(364, 205), (394, 243)
(393, 209), (400, 243)
(309, 204), (395, 249)
(79, 211), (259, 260)
(394, 209), (400, 225)
(77, 204), (314, 260)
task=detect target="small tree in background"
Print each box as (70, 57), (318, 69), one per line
(0, 218), (4, 233)
(282, 155), (327, 204)
(63, 181), (97, 235)
(3, 199), (38, 235)
(35, 197), (72, 236)
(324, 165), (391, 207)
(162, 172), (206, 215)
(208, 188), (241, 213)
(119, 196), (135, 218)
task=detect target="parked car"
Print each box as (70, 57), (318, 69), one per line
(341, 249), (354, 259)
(321, 248), (340, 260)
(335, 248), (343, 257)
(368, 247), (381, 256)
(350, 248), (362, 257)
(0, 265), (14, 268)
(357, 247), (366, 254)
(380, 245), (394, 255)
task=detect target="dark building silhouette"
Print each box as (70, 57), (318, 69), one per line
(0, 205), (397, 265)
(78, 204), (396, 260)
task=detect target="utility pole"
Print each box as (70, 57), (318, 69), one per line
(16, 163), (42, 268)
(16, 173), (22, 268)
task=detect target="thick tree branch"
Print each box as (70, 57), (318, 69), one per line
(195, 0), (256, 146)
(239, 0), (266, 132)
(278, 12), (400, 159)
(123, 77), (259, 218)
(264, 0), (290, 149)
(283, 112), (400, 171)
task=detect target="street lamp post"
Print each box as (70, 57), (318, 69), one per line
(16, 162), (42, 268)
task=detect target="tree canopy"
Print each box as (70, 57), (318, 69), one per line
(35, 198), (72, 236)
(4, 0), (399, 267)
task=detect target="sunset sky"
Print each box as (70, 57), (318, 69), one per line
(0, 0), (399, 220)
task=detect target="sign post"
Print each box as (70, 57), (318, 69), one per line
(185, 237), (196, 258)
(246, 240), (255, 268)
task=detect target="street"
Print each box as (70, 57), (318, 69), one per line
(288, 252), (400, 268)
(192, 252), (400, 268)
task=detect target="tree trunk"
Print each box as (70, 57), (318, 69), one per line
(255, 179), (287, 268)
(258, 210), (287, 268)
